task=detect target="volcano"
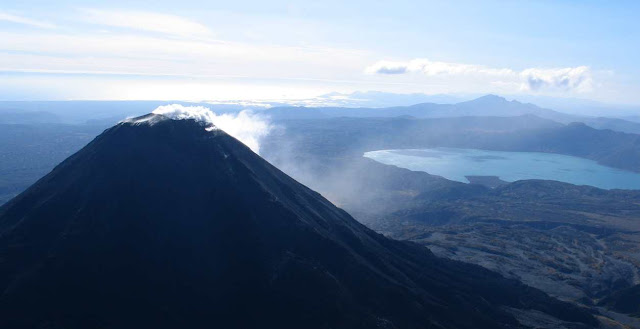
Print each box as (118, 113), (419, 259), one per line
(0, 114), (596, 328)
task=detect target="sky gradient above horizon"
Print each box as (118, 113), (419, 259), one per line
(1, 0), (639, 105)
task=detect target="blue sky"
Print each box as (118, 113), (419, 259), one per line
(1, 0), (639, 104)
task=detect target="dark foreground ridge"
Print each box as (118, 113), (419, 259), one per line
(0, 114), (597, 328)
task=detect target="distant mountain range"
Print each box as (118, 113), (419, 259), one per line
(0, 114), (597, 328)
(264, 94), (640, 134)
(265, 94), (573, 121)
(3, 95), (640, 134)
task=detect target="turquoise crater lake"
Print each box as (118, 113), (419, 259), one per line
(363, 147), (640, 190)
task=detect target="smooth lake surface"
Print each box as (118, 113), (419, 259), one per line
(364, 147), (640, 190)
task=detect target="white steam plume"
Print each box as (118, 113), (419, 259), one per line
(152, 104), (272, 154)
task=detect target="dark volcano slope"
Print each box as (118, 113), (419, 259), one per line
(0, 114), (596, 329)
(599, 284), (640, 317)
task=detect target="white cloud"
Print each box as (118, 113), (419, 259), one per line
(0, 9), (373, 101)
(364, 61), (409, 74)
(365, 58), (593, 93)
(365, 59), (514, 77)
(151, 104), (272, 154)
(0, 6), (601, 101)
(0, 12), (56, 29)
(0, 30), (368, 80)
(520, 66), (593, 92)
(81, 9), (212, 37)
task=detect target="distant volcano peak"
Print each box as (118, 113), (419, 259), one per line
(473, 94), (508, 103)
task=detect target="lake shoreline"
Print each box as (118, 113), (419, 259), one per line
(364, 147), (640, 190)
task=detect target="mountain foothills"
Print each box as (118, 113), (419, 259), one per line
(0, 114), (599, 329)
(260, 115), (640, 327)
